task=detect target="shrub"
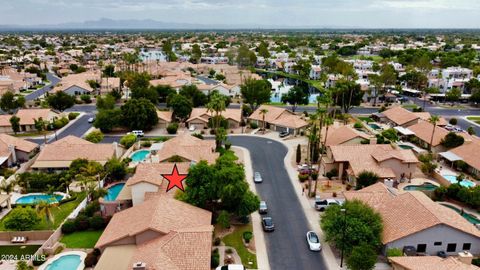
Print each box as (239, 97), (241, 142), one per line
(381, 128), (399, 142)
(298, 173), (309, 182)
(224, 141), (232, 150)
(84, 201), (100, 217)
(167, 123), (179, 134)
(84, 252), (98, 268)
(225, 248), (233, 254)
(360, 138), (370, 144)
(325, 168), (338, 180)
(449, 118), (458, 125)
(354, 122), (363, 129)
(213, 237), (221, 246)
(386, 248), (403, 257)
(54, 245), (64, 255)
(296, 144), (301, 164)
(80, 94), (92, 104)
(441, 132), (465, 148)
(68, 112), (80, 120)
(120, 134), (137, 148)
(192, 133), (204, 139)
(216, 210), (231, 229)
(242, 231), (253, 243)
(89, 215), (106, 230)
(33, 257), (47, 266)
(4, 207), (40, 231)
(73, 214), (90, 231)
(61, 220), (77, 234)
(356, 171), (379, 190)
(211, 248), (220, 268)
(141, 141), (152, 147)
(249, 122), (258, 129)
(51, 117), (69, 129)
(85, 130), (104, 143)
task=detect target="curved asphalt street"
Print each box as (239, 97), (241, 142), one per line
(229, 136), (327, 270)
(25, 72), (61, 100)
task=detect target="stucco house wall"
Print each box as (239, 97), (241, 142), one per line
(131, 182), (159, 206)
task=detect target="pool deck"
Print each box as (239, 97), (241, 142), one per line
(437, 166), (478, 186)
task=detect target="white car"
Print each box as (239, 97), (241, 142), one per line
(315, 198), (343, 211)
(306, 231), (321, 251)
(129, 130), (144, 137)
(189, 125), (195, 131)
(254, 172), (263, 183)
(88, 117), (95, 123)
(216, 265), (246, 270)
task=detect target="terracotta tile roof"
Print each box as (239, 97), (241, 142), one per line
(345, 184), (480, 244)
(55, 71), (100, 93)
(413, 112), (448, 126)
(382, 106), (419, 126)
(408, 120), (449, 147)
(324, 125), (370, 146)
(389, 256), (480, 270)
(157, 110), (173, 122)
(95, 195), (212, 248)
(15, 109), (55, 126)
(0, 115), (12, 127)
(127, 163), (190, 187)
(249, 105), (308, 129)
(450, 141), (480, 172)
(0, 134), (38, 154)
(33, 135), (115, 166)
(187, 108), (241, 123)
(330, 144), (418, 178)
(157, 134), (218, 164)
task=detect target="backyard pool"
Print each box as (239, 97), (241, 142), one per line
(403, 182), (438, 191)
(15, 194), (64, 205)
(440, 203), (480, 225)
(39, 251), (86, 270)
(103, 183), (125, 202)
(369, 123), (382, 130)
(442, 174), (476, 188)
(130, 150), (150, 162)
(398, 144), (414, 150)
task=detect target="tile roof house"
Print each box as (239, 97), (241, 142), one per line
(31, 135), (119, 170)
(15, 109), (59, 133)
(54, 71), (100, 96)
(249, 105), (308, 135)
(323, 125), (370, 147)
(322, 144), (418, 183)
(95, 194), (213, 270)
(186, 108), (242, 130)
(375, 106), (420, 127)
(390, 255), (480, 270)
(413, 112), (448, 126)
(156, 133), (218, 164)
(0, 134), (38, 166)
(156, 110), (173, 128)
(345, 183), (480, 255)
(449, 141), (480, 178)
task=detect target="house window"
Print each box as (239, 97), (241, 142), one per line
(447, 243), (457, 252)
(434, 242), (442, 246)
(463, 243), (471, 251)
(417, 244), (427, 253)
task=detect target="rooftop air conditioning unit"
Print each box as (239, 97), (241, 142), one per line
(132, 262), (146, 270)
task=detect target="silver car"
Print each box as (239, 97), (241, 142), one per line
(306, 231), (321, 251)
(254, 172), (263, 183)
(259, 201), (268, 214)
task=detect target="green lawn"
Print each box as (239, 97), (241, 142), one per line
(467, 116), (480, 124)
(222, 224), (257, 269)
(358, 116), (373, 123)
(0, 245), (41, 257)
(0, 193), (86, 231)
(60, 230), (103, 248)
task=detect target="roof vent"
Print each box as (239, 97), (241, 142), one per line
(132, 262), (146, 270)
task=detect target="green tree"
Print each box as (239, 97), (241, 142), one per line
(296, 144), (302, 164)
(356, 171), (380, 190)
(153, 85), (175, 103)
(321, 200), (383, 255)
(281, 86), (310, 112)
(103, 64), (115, 77)
(206, 91), (227, 149)
(240, 78), (272, 110)
(46, 91), (75, 111)
(85, 130), (104, 143)
(120, 134), (137, 149)
(257, 41), (270, 59)
(292, 59), (312, 79)
(236, 45), (256, 67)
(16, 261), (33, 270)
(167, 94), (193, 121)
(179, 85), (207, 107)
(4, 207), (41, 231)
(381, 128), (399, 142)
(9, 115), (20, 135)
(36, 201), (56, 224)
(105, 157), (127, 180)
(467, 126), (476, 135)
(446, 88), (462, 103)
(441, 132), (465, 148)
(121, 98), (159, 131)
(0, 92), (19, 112)
(191, 44), (202, 63)
(96, 94), (116, 110)
(428, 115), (440, 152)
(93, 108), (122, 133)
(217, 210), (231, 229)
(334, 81), (363, 113)
(346, 243), (377, 270)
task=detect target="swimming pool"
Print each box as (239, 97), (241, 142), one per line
(130, 150), (150, 162)
(440, 203), (480, 225)
(398, 144), (414, 150)
(403, 183), (438, 191)
(369, 123), (382, 130)
(442, 174), (476, 188)
(103, 183), (125, 202)
(16, 194), (64, 205)
(39, 251), (86, 270)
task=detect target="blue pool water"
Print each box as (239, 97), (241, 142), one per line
(16, 194), (64, 204)
(440, 203), (480, 225)
(442, 175), (476, 188)
(45, 254), (81, 270)
(130, 150), (150, 162)
(403, 183), (438, 191)
(369, 123), (382, 130)
(103, 183), (125, 202)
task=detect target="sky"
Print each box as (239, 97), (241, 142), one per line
(1, 0), (480, 28)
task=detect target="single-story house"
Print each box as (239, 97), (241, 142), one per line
(31, 135), (120, 171)
(447, 141), (480, 177)
(345, 183), (480, 256)
(156, 133), (218, 164)
(322, 144), (418, 183)
(413, 112), (448, 126)
(373, 106), (420, 128)
(0, 134), (38, 166)
(249, 105), (308, 136)
(54, 71), (100, 96)
(389, 255), (479, 270)
(156, 110), (173, 128)
(186, 108), (242, 130)
(15, 109), (59, 132)
(323, 125), (370, 147)
(94, 194), (212, 270)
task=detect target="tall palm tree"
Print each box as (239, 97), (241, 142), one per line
(314, 116), (334, 195)
(206, 91), (227, 149)
(36, 201), (56, 224)
(428, 115), (440, 152)
(259, 108), (268, 134)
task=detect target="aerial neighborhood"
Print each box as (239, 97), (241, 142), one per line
(1, 6), (480, 270)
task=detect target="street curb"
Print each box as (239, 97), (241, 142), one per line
(233, 146), (271, 270)
(463, 116), (480, 128)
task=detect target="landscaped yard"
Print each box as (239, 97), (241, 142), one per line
(222, 223), (257, 269)
(0, 192), (86, 231)
(467, 116), (480, 125)
(60, 230), (102, 248)
(358, 116), (374, 123)
(0, 245), (41, 257)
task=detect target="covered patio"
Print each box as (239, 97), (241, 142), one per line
(0, 194), (12, 219)
(438, 151), (464, 167)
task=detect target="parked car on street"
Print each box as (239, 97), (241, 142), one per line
(262, 217), (275, 232)
(216, 265), (246, 270)
(128, 130), (144, 137)
(315, 198), (343, 211)
(254, 172), (263, 183)
(306, 231), (321, 251)
(88, 117), (95, 123)
(259, 201), (268, 214)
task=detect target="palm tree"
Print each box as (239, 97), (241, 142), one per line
(206, 91), (227, 149)
(0, 179), (15, 194)
(259, 108), (268, 134)
(428, 115), (440, 152)
(36, 201), (56, 224)
(314, 116), (334, 195)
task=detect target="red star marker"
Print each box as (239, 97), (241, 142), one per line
(162, 164), (188, 192)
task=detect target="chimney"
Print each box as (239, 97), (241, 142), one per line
(8, 145), (16, 164)
(132, 262), (146, 270)
(458, 251), (473, 265)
